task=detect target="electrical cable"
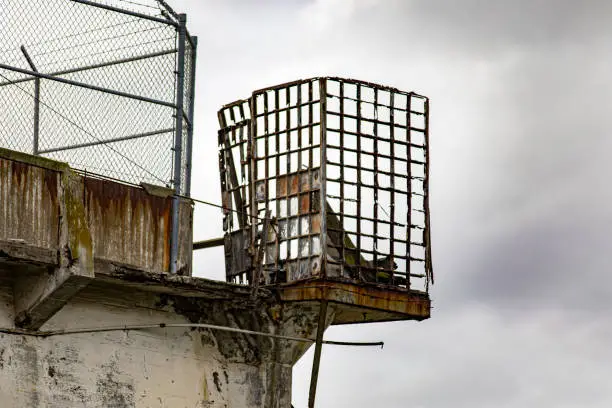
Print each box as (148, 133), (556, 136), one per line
(32, 26), (168, 58)
(0, 323), (384, 348)
(0, 19), (138, 56)
(115, 0), (161, 10)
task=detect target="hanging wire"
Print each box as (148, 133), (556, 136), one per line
(0, 19), (139, 55)
(31, 26), (168, 58)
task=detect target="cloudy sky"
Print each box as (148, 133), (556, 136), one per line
(168, 1), (612, 406)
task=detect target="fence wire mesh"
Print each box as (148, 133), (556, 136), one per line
(0, 0), (195, 195)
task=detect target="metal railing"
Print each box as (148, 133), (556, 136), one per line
(0, 0), (197, 273)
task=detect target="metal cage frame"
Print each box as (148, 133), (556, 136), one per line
(218, 77), (432, 292)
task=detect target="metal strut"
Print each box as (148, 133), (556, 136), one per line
(308, 299), (328, 408)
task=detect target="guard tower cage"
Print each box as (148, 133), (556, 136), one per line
(218, 77), (432, 293)
(0, 0), (197, 273)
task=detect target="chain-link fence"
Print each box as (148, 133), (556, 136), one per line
(0, 0), (196, 196)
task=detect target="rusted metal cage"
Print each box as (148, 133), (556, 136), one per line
(218, 77), (432, 292)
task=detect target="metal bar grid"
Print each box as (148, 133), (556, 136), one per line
(323, 78), (430, 290)
(217, 77), (431, 291)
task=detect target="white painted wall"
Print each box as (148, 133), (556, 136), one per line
(0, 281), (297, 408)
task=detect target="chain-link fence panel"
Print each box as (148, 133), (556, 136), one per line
(0, 0), (196, 195)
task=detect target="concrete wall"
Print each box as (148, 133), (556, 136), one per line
(0, 149), (193, 275)
(0, 278), (325, 408)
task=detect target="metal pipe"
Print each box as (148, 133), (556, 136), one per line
(0, 63), (176, 108)
(20, 46), (40, 155)
(33, 78), (40, 155)
(170, 13), (187, 274)
(0, 322), (384, 348)
(308, 300), (328, 408)
(0, 49), (177, 88)
(193, 237), (224, 250)
(37, 127), (174, 154)
(185, 36), (197, 197)
(69, 0), (179, 27)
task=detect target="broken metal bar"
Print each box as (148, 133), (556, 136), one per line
(0, 63), (176, 108)
(252, 210), (272, 296)
(37, 128), (174, 154)
(219, 128), (246, 229)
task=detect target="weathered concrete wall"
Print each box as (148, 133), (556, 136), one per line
(0, 149), (193, 275)
(84, 177), (172, 273)
(0, 155), (60, 255)
(0, 279), (323, 408)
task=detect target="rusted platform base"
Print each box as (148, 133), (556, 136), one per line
(277, 279), (430, 325)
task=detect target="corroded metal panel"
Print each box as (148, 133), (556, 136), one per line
(83, 177), (172, 272)
(0, 156), (59, 251)
(278, 280), (430, 323)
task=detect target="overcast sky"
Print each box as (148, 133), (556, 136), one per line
(169, 1), (612, 407)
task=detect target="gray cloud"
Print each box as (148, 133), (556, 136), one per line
(171, 0), (612, 406)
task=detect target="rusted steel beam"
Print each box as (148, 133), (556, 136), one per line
(193, 237), (224, 250)
(278, 280), (431, 323)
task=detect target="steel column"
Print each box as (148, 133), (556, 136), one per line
(170, 13), (187, 274)
(308, 299), (328, 408)
(185, 36), (197, 197)
(20, 46), (39, 155)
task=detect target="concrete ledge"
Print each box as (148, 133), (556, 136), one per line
(14, 268), (92, 330)
(0, 240), (57, 267)
(93, 261), (273, 300)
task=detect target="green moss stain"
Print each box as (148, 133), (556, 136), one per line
(61, 169), (93, 275)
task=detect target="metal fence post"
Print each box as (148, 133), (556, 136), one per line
(185, 36), (197, 198)
(170, 13), (187, 274)
(20, 46), (39, 155)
